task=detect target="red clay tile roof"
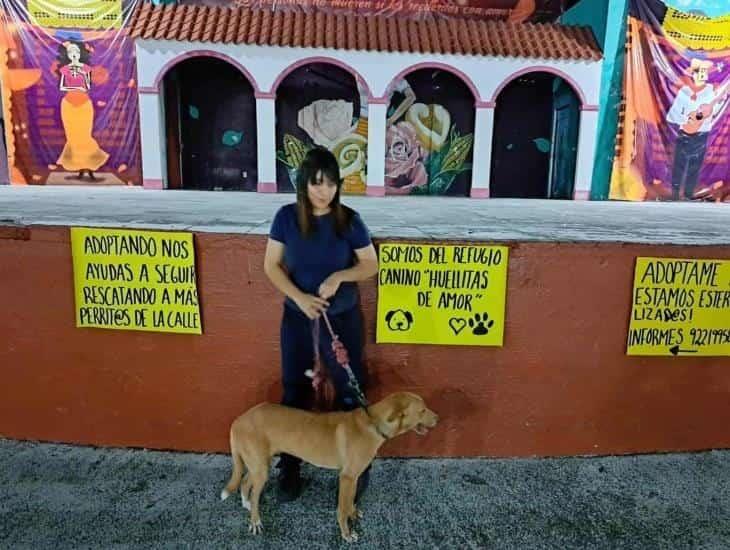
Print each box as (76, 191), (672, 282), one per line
(129, 3), (602, 61)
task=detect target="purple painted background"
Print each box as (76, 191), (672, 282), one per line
(612, 0), (730, 201)
(2, 0), (141, 185)
(646, 37), (730, 190)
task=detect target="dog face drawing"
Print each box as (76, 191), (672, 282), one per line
(385, 309), (413, 331)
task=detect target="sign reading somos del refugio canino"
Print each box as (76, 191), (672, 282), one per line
(627, 257), (730, 357)
(376, 243), (508, 346)
(70, 227), (201, 334)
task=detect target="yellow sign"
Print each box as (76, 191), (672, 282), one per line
(627, 257), (730, 356)
(28, 0), (122, 30)
(70, 227), (202, 334)
(376, 243), (508, 346)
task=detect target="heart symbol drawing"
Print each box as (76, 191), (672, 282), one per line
(449, 318), (467, 335)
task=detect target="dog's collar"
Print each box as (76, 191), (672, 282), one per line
(348, 387), (389, 440)
(362, 406), (390, 440)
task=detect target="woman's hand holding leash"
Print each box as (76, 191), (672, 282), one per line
(295, 294), (330, 319)
(318, 273), (342, 300)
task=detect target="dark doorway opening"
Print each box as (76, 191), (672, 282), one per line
(490, 72), (579, 199)
(163, 57), (257, 191)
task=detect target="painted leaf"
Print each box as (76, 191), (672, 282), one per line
(429, 174), (457, 195)
(222, 130), (243, 147)
(533, 138), (551, 153)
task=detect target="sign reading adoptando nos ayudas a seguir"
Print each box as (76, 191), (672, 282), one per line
(376, 243), (508, 346)
(70, 227), (202, 334)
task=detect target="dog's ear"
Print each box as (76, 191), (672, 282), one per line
(387, 400), (412, 431)
(386, 410), (406, 433)
(404, 311), (413, 323)
(385, 310), (395, 322)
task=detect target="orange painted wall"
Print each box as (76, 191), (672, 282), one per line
(1, 225), (729, 457)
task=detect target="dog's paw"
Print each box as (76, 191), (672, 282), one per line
(248, 519), (263, 535)
(241, 492), (251, 511)
(220, 489), (231, 501)
(342, 530), (359, 543)
(349, 508), (363, 520)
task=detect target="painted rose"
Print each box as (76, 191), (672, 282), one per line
(297, 99), (356, 149)
(385, 121), (428, 195)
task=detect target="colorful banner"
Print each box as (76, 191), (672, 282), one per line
(71, 227), (202, 334)
(627, 257), (730, 356)
(610, 0), (730, 202)
(376, 243), (508, 346)
(0, 0), (141, 186)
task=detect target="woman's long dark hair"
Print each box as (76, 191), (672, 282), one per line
(296, 146), (354, 237)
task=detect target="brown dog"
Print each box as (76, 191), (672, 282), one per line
(221, 391), (438, 542)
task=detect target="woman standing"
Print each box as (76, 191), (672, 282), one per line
(55, 40), (109, 181)
(263, 147), (378, 502)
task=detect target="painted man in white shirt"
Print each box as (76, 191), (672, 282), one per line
(665, 58), (728, 200)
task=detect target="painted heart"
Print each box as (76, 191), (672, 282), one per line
(449, 317), (467, 335)
(406, 103), (451, 152)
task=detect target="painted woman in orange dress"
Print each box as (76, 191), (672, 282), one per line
(56, 41), (109, 181)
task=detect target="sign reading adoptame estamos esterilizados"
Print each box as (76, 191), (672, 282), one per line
(627, 257), (730, 356)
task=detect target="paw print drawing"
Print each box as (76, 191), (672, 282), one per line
(468, 313), (494, 336)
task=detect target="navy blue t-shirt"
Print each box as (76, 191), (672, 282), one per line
(269, 203), (372, 314)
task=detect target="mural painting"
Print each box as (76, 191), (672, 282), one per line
(275, 63), (368, 194)
(610, 0), (730, 202)
(0, 0), (141, 186)
(384, 70), (475, 196)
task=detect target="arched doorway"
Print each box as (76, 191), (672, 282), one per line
(490, 72), (580, 199)
(384, 68), (475, 196)
(275, 62), (368, 194)
(162, 56), (257, 190)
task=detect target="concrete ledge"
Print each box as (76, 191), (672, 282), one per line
(1, 186), (729, 245)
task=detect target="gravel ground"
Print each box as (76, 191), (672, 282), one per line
(1, 439), (729, 549)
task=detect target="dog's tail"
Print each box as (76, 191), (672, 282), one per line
(220, 433), (245, 501)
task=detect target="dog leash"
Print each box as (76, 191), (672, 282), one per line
(320, 312), (368, 408)
(307, 312), (389, 440)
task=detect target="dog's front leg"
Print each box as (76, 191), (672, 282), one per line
(337, 474), (358, 543)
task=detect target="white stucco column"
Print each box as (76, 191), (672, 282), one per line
(470, 102), (496, 198)
(139, 91), (165, 189)
(366, 100), (387, 196)
(574, 108), (599, 200)
(255, 94), (277, 193)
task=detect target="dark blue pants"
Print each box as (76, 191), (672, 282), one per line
(279, 304), (367, 469)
